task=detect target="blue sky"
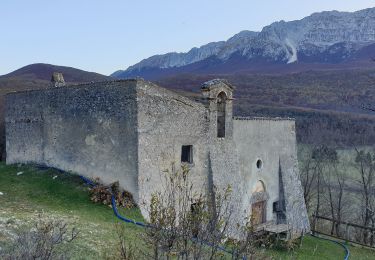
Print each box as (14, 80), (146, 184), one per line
(1, 0), (374, 75)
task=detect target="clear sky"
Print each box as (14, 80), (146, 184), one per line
(1, 0), (374, 76)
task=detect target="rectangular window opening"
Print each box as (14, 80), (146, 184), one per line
(273, 201), (280, 212)
(181, 145), (193, 163)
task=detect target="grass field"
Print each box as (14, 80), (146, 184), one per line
(0, 163), (374, 259)
(0, 163), (144, 259)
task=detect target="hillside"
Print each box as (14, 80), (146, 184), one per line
(0, 163), (374, 259)
(1, 63), (111, 83)
(157, 68), (375, 146)
(1, 63), (375, 148)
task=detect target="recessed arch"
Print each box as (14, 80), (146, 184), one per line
(252, 180), (266, 193)
(217, 91), (227, 138)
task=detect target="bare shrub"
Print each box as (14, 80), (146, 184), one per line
(0, 215), (79, 260)
(113, 223), (138, 260)
(131, 163), (268, 260)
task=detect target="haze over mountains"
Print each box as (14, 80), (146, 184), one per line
(112, 7), (375, 79)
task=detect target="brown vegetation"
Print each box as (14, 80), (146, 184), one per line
(158, 68), (375, 147)
(89, 180), (136, 209)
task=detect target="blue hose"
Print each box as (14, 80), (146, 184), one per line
(111, 195), (147, 227)
(79, 174), (242, 258)
(79, 175), (96, 187)
(81, 175), (349, 260)
(311, 233), (350, 260)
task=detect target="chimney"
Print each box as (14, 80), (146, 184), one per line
(51, 72), (66, 87)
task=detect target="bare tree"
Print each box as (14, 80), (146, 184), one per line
(324, 163), (348, 237)
(299, 146), (318, 213)
(354, 148), (375, 245)
(310, 146), (338, 228)
(114, 223), (138, 260)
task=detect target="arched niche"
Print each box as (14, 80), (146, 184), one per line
(217, 91), (227, 138)
(252, 180), (266, 193)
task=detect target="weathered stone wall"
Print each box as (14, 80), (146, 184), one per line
(6, 92), (45, 164)
(6, 81), (140, 200)
(201, 80), (245, 235)
(233, 117), (310, 236)
(136, 80), (210, 217)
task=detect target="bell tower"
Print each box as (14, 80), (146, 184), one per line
(201, 79), (234, 140)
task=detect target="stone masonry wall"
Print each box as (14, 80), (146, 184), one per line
(136, 80), (210, 218)
(5, 79), (310, 238)
(6, 91), (45, 164)
(233, 117), (310, 236)
(6, 81), (140, 200)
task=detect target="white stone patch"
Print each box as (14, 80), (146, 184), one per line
(53, 176), (58, 180)
(85, 134), (97, 146)
(110, 137), (116, 145)
(0, 192), (3, 195)
(16, 171), (23, 176)
(285, 38), (298, 64)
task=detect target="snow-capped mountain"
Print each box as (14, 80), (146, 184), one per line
(113, 7), (375, 79)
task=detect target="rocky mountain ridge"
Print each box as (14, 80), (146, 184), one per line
(113, 7), (375, 78)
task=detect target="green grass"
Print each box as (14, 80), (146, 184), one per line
(0, 162), (374, 259)
(0, 162), (144, 259)
(268, 235), (375, 260)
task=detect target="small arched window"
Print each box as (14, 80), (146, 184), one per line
(217, 92), (227, 138)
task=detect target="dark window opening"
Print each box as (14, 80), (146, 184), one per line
(273, 201), (279, 212)
(256, 159), (263, 169)
(181, 145), (193, 163)
(217, 92), (227, 138)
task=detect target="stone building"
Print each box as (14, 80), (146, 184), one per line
(5, 78), (310, 238)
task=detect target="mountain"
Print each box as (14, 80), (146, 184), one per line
(1, 63), (111, 83)
(113, 8), (375, 79)
(0, 63), (112, 95)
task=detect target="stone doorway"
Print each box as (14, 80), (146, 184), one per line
(252, 200), (266, 225)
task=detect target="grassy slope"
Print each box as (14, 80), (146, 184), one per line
(0, 163), (374, 259)
(0, 163), (143, 259)
(267, 235), (375, 259)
